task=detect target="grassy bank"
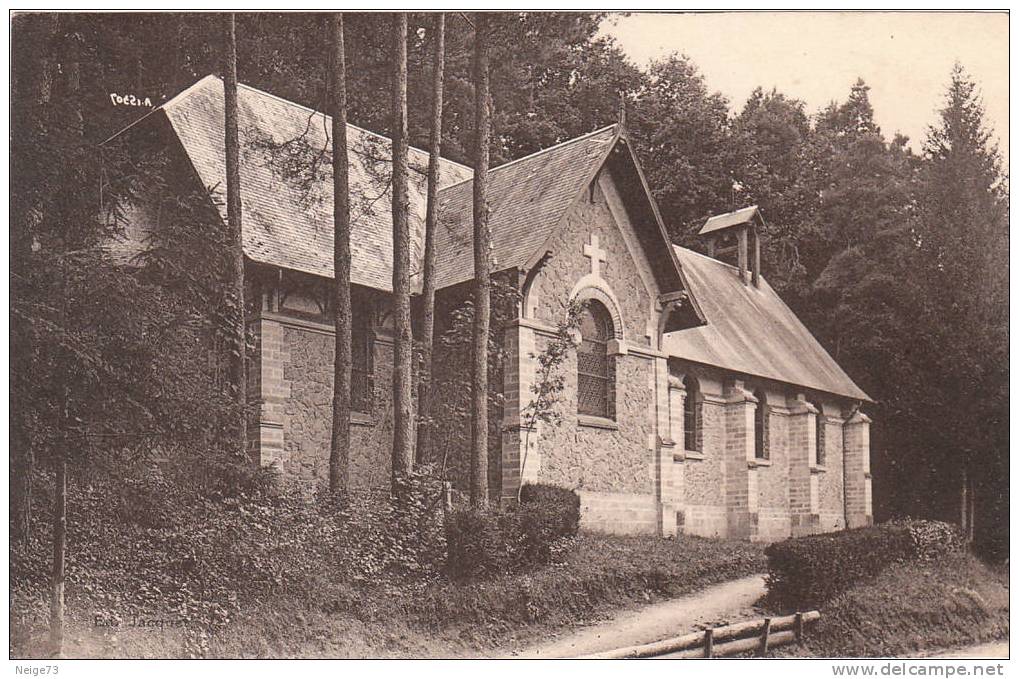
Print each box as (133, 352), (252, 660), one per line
(13, 532), (766, 658)
(781, 552), (1008, 658)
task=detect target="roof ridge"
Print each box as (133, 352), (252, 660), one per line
(436, 124), (618, 194)
(110, 74), (472, 173)
(715, 204), (759, 215)
(489, 124), (618, 174)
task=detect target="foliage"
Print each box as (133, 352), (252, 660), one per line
(764, 519), (965, 610)
(909, 64), (1009, 556)
(519, 483), (581, 540)
(9, 462), (450, 657)
(516, 298), (587, 494)
(215, 532), (766, 658)
(425, 274), (522, 492)
(445, 485), (580, 580)
(785, 552), (1008, 658)
(8, 16), (1011, 659)
(629, 54), (736, 243)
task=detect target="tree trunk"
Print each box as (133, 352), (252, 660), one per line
(968, 478), (976, 544)
(8, 17), (54, 542)
(328, 13), (352, 494)
(414, 12), (445, 466)
(11, 402), (33, 544)
(390, 13), (414, 483)
(960, 466), (969, 536)
(173, 15), (188, 93)
(50, 28), (81, 656)
(470, 12), (492, 507)
(49, 452), (67, 657)
(224, 13), (247, 458)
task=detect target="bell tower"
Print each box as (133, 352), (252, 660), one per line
(699, 205), (765, 287)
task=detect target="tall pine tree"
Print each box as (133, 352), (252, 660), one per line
(390, 13), (415, 482)
(915, 63), (1008, 551)
(328, 13), (352, 494)
(415, 13), (446, 464)
(223, 13), (247, 457)
(470, 12), (492, 507)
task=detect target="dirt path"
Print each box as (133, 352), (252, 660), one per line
(505, 574), (767, 659)
(924, 642), (1009, 659)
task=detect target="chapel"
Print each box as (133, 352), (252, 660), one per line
(109, 75), (873, 541)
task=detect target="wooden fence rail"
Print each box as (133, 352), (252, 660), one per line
(579, 610), (820, 659)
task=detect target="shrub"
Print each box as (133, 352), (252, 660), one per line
(444, 507), (508, 581)
(900, 518), (966, 561)
(9, 461), (453, 657)
(445, 487), (580, 581)
(764, 519), (963, 610)
(519, 483), (580, 540)
(798, 552), (1008, 657)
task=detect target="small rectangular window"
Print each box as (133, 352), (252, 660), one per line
(755, 401), (769, 459)
(816, 413), (826, 466)
(351, 293), (374, 414)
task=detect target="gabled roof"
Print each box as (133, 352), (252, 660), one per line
(432, 128), (704, 328)
(108, 74), (472, 292)
(664, 246), (871, 402)
(698, 205), (762, 236)
(433, 125), (619, 289)
(108, 77), (701, 317)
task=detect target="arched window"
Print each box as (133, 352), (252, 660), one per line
(683, 375), (702, 452)
(815, 405), (826, 466)
(577, 301), (614, 419)
(754, 389), (769, 459)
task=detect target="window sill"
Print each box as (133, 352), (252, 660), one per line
(352, 412), (374, 426)
(810, 464), (827, 474)
(683, 450), (706, 461)
(749, 458), (772, 468)
(578, 415), (618, 431)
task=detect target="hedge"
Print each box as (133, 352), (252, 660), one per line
(764, 519), (964, 610)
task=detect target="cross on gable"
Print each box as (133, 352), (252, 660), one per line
(583, 233), (607, 276)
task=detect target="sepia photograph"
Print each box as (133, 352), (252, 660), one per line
(7, 8), (1010, 670)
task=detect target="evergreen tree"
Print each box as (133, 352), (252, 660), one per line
(914, 63), (1008, 552)
(11, 13), (242, 654)
(729, 88), (814, 292)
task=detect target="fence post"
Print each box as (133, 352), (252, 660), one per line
(758, 617), (772, 656)
(794, 612), (804, 644)
(704, 628), (714, 658)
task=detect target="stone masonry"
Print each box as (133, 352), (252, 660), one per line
(495, 167), (872, 540)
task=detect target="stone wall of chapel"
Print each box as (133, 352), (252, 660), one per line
(530, 172), (656, 347)
(281, 325), (394, 490)
(535, 336), (656, 497)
